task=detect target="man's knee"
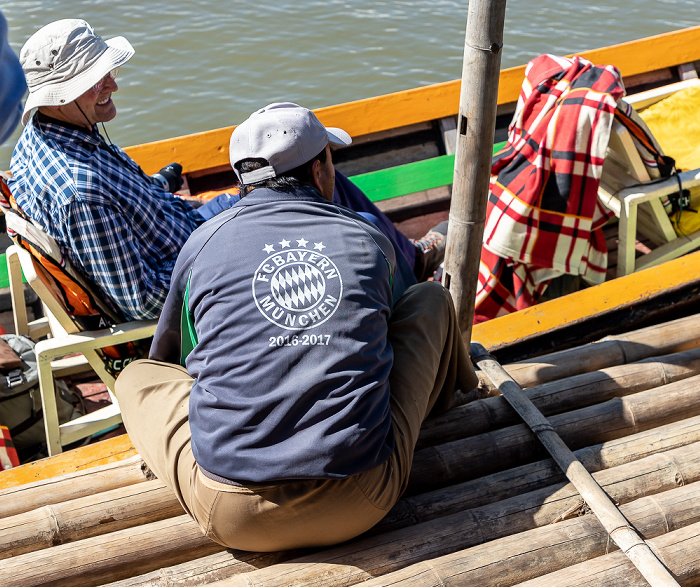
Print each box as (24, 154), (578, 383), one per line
(394, 281), (454, 322)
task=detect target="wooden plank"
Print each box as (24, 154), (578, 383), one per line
(0, 435), (137, 491)
(123, 26), (700, 175)
(471, 249), (700, 353)
(348, 141), (506, 203)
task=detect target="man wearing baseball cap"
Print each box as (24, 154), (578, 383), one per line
(6, 19), (235, 321)
(116, 102), (478, 551)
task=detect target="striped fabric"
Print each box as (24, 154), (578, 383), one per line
(0, 425), (19, 470)
(8, 114), (204, 320)
(474, 54), (625, 323)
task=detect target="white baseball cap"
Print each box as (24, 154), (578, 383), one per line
(20, 19), (134, 125)
(229, 102), (352, 184)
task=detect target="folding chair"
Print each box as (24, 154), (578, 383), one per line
(1, 180), (156, 456)
(598, 79), (700, 276)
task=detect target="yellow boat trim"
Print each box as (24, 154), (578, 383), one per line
(125, 26), (700, 175)
(0, 434), (136, 490)
(4, 28), (700, 489)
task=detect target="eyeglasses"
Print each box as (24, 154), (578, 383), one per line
(92, 68), (119, 93)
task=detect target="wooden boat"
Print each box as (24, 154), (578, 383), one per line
(124, 25), (700, 244)
(3, 25), (700, 586)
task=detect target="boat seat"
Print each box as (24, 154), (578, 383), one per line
(598, 79), (700, 276)
(5, 241), (156, 456)
(0, 176), (156, 456)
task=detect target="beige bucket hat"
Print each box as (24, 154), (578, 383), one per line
(20, 19), (134, 125)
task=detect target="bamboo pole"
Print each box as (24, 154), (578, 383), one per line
(379, 418), (700, 533)
(101, 551), (299, 587)
(0, 515), (229, 587)
(443, 0), (507, 338)
(41, 439), (700, 587)
(4, 414), (700, 564)
(501, 311), (700, 390)
(357, 489), (700, 587)
(0, 454), (149, 519)
(515, 523), (700, 587)
(409, 372), (700, 495)
(196, 481), (700, 587)
(0, 479), (180, 558)
(471, 342), (679, 587)
(419, 347), (700, 449)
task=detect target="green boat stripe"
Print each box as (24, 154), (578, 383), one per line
(348, 141), (506, 203)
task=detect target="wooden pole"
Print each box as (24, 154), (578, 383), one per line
(379, 439), (700, 535)
(471, 342), (680, 587)
(357, 490), (700, 587)
(0, 455), (149, 520)
(418, 347), (700, 449)
(503, 311), (700, 390)
(4, 414), (700, 563)
(6, 455), (700, 587)
(444, 0), (507, 338)
(409, 372), (700, 495)
(515, 521), (700, 587)
(196, 482), (700, 587)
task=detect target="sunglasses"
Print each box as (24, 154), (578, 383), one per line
(92, 68), (119, 93)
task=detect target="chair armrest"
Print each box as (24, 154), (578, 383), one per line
(617, 168), (700, 206)
(34, 320), (158, 361)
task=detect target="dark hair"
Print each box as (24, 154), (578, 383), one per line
(236, 147), (328, 197)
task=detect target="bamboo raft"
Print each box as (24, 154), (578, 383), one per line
(4, 264), (700, 585)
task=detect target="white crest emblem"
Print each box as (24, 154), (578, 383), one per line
(252, 240), (343, 330)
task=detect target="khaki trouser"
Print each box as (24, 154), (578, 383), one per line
(116, 281), (477, 552)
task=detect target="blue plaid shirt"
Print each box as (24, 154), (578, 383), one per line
(8, 114), (204, 320)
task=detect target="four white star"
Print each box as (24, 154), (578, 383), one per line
(264, 238), (327, 253)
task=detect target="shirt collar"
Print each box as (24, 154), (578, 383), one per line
(34, 111), (102, 147)
(239, 186), (326, 206)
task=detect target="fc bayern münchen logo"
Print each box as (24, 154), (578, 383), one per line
(252, 239), (343, 330)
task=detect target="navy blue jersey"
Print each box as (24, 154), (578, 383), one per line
(151, 186), (396, 482)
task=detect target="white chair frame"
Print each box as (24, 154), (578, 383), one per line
(598, 78), (700, 276)
(6, 244), (157, 456)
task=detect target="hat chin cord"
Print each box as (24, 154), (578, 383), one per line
(74, 101), (113, 146)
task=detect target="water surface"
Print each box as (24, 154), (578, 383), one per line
(1, 0), (698, 167)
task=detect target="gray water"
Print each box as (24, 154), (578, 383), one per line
(1, 0), (698, 168)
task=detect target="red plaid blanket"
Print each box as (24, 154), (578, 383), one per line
(0, 425), (19, 470)
(474, 54), (625, 323)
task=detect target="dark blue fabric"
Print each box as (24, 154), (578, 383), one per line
(197, 192), (241, 220)
(197, 173), (417, 299)
(333, 171), (417, 272)
(0, 11), (26, 144)
(357, 211), (414, 300)
(151, 186), (396, 483)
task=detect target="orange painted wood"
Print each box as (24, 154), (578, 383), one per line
(124, 26), (700, 174)
(0, 434), (136, 491)
(472, 250), (700, 352)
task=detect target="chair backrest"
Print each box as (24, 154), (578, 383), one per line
(598, 102), (679, 246)
(0, 174), (148, 376)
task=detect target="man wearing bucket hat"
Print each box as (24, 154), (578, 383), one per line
(115, 102), (478, 551)
(7, 19), (446, 323)
(6, 19), (236, 321)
